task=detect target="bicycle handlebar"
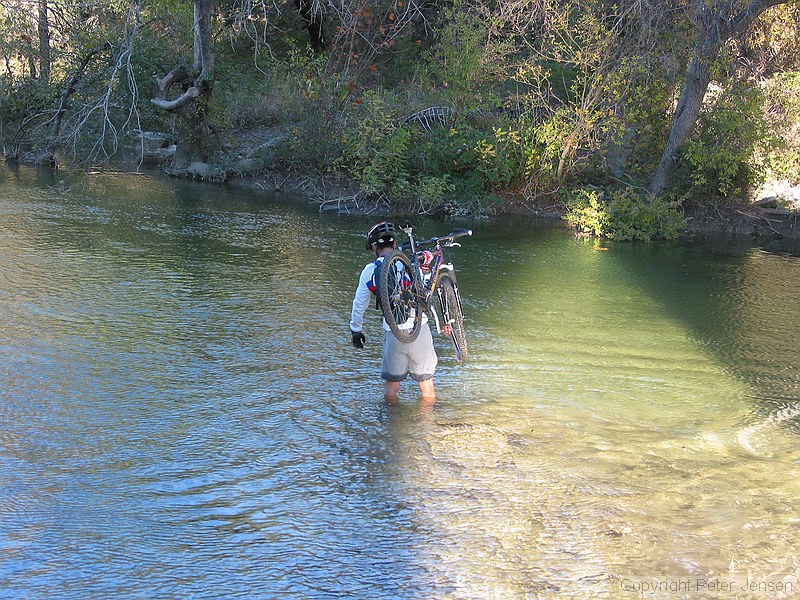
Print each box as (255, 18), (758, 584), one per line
(398, 228), (472, 251)
(419, 229), (472, 248)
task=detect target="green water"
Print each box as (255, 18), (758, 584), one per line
(1, 164), (798, 599)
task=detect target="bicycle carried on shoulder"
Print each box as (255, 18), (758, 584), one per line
(377, 223), (472, 363)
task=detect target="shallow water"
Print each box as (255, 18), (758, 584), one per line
(1, 165), (799, 599)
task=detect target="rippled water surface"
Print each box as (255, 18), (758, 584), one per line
(1, 165), (799, 599)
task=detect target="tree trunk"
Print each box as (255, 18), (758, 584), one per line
(194, 0), (214, 79)
(187, 0), (216, 162)
(648, 0), (790, 196)
(37, 0), (51, 84)
(151, 0), (220, 167)
(648, 44), (716, 195)
(295, 0), (325, 52)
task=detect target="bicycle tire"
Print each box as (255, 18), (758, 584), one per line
(437, 273), (468, 363)
(378, 250), (423, 343)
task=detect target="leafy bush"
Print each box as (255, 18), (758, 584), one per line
(214, 44), (329, 130)
(605, 189), (685, 240)
(474, 125), (527, 189)
(416, 5), (511, 111)
(563, 187), (685, 240)
(563, 188), (609, 236)
(339, 90), (412, 196)
(760, 71), (800, 184)
(338, 91), (454, 208)
(680, 84), (774, 198)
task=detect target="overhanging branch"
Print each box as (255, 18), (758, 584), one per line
(150, 86), (200, 111)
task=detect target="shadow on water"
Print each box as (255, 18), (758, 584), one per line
(463, 215), (800, 422)
(598, 236), (800, 430)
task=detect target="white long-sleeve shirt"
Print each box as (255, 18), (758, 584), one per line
(350, 259), (385, 332)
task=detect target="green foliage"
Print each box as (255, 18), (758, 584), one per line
(0, 78), (53, 119)
(417, 5), (511, 110)
(214, 44), (327, 130)
(738, 5), (800, 74)
(336, 89), (537, 212)
(414, 174), (455, 212)
(241, 44), (346, 173)
(408, 118), (537, 210)
(605, 189), (685, 241)
(474, 125), (525, 189)
(563, 188), (609, 236)
(680, 84), (774, 198)
(603, 57), (675, 180)
(760, 71), (800, 183)
(340, 90), (411, 196)
(0, 0), (795, 218)
(563, 187), (685, 241)
(530, 107), (574, 183)
(411, 123), (496, 196)
(338, 90), (454, 207)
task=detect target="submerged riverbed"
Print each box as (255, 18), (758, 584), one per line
(1, 164), (799, 599)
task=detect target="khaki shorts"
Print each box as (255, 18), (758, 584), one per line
(381, 324), (438, 382)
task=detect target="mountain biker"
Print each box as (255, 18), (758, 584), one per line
(350, 221), (438, 405)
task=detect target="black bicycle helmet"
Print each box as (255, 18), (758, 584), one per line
(365, 221), (396, 250)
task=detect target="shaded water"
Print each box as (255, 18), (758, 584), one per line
(1, 165), (799, 599)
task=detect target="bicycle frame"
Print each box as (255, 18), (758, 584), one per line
(398, 224), (470, 335)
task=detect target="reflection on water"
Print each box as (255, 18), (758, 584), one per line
(1, 165), (799, 598)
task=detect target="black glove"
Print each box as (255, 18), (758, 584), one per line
(351, 330), (365, 349)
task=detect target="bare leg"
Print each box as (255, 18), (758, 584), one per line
(384, 381), (401, 405)
(418, 379), (436, 407)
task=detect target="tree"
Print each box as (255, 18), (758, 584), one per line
(648, 0), (794, 195)
(498, 0), (680, 189)
(37, 0), (50, 84)
(151, 0), (223, 166)
(295, 0), (325, 52)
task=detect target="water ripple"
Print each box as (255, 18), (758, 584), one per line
(2, 169), (800, 598)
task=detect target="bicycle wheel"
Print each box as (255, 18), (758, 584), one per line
(437, 272), (468, 363)
(378, 250), (423, 343)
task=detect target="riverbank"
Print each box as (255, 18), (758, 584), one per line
(210, 167), (800, 243)
(172, 125), (800, 241)
(11, 126), (800, 241)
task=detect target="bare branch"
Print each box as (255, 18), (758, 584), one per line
(51, 42), (112, 140)
(151, 86), (201, 111)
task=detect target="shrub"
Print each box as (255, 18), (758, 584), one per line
(214, 44), (329, 131)
(474, 125), (526, 190)
(605, 188), (685, 241)
(760, 71), (800, 184)
(563, 187), (685, 240)
(339, 90), (412, 196)
(680, 83), (774, 198)
(416, 5), (511, 111)
(563, 188), (609, 237)
(338, 91), (455, 209)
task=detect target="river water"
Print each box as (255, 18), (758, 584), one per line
(1, 164), (799, 599)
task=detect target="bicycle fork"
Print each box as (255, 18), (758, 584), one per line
(430, 263), (458, 335)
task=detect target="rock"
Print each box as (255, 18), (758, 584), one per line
(755, 180), (800, 211)
(228, 158), (261, 174)
(135, 131), (173, 152)
(186, 161), (225, 181)
(752, 197), (778, 209)
(142, 144), (176, 164)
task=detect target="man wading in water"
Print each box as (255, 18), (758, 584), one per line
(350, 221), (438, 405)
